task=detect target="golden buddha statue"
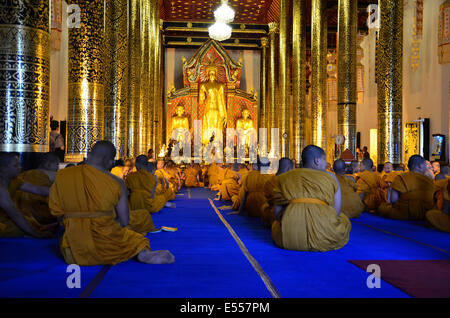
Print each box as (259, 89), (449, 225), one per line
(171, 105), (190, 142)
(199, 66), (227, 144)
(236, 109), (254, 149)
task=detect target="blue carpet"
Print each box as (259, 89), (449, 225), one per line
(1, 187), (449, 298)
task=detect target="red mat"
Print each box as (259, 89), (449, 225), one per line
(349, 260), (450, 298)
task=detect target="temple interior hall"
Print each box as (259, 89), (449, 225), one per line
(0, 0), (449, 300)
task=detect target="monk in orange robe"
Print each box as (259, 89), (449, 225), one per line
(0, 153), (56, 238)
(184, 164), (203, 187)
(165, 160), (182, 192)
(237, 164), (250, 184)
(238, 162), (272, 218)
(11, 153), (60, 226)
(333, 159), (364, 218)
(155, 161), (176, 201)
(356, 158), (384, 212)
(271, 145), (350, 251)
(207, 162), (221, 188)
(380, 162), (403, 201)
(111, 158), (134, 180)
(214, 164), (241, 207)
(261, 158), (294, 226)
(49, 141), (174, 266)
(426, 178), (450, 233)
(126, 155), (175, 216)
(378, 155), (435, 220)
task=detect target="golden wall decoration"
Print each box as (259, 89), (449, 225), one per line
(128, 0), (141, 158)
(152, 1), (162, 151)
(337, 0), (357, 156)
(0, 0), (50, 153)
(104, 0), (129, 159)
(66, 0), (104, 158)
(404, 122), (420, 165)
(292, 0), (307, 163)
(140, 0), (151, 154)
(377, 0), (403, 165)
(278, 0), (290, 158)
(259, 37), (268, 133)
(268, 22), (279, 153)
(311, 0), (328, 151)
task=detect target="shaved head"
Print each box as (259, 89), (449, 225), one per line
(333, 159), (346, 175)
(147, 161), (156, 173)
(0, 152), (18, 167)
(301, 145), (327, 171)
(0, 152), (21, 180)
(408, 155), (427, 173)
(277, 157), (293, 175)
(361, 158), (373, 171)
(39, 152), (60, 171)
(135, 155), (148, 170)
(87, 141), (116, 171)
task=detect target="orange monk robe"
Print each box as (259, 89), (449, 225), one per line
(239, 170), (271, 217)
(11, 169), (57, 225)
(207, 163), (220, 187)
(155, 169), (176, 201)
(336, 174), (364, 218)
(49, 165), (150, 266)
(167, 168), (181, 192)
(260, 174), (278, 225)
(158, 168), (178, 194)
(380, 171), (403, 201)
(0, 177), (28, 237)
(126, 170), (167, 214)
(378, 171), (435, 220)
(271, 168), (351, 251)
(184, 167), (203, 187)
(426, 179), (450, 233)
(220, 169), (240, 207)
(238, 168), (250, 184)
(356, 170), (384, 212)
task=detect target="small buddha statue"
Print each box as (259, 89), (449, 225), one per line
(171, 105), (190, 142)
(236, 109), (255, 150)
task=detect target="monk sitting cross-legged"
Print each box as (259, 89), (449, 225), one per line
(271, 145), (351, 252)
(49, 141), (174, 266)
(0, 153), (55, 238)
(356, 158), (384, 213)
(155, 160), (176, 202)
(333, 159), (364, 219)
(126, 155), (175, 215)
(184, 163), (204, 188)
(378, 155), (435, 220)
(426, 177), (450, 233)
(214, 163), (241, 209)
(11, 153), (60, 226)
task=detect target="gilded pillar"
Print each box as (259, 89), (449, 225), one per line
(260, 37), (268, 132)
(268, 22), (279, 154)
(140, 0), (151, 154)
(377, 0), (403, 165)
(104, 0), (129, 159)
(152, 9), (162, 151)
(278, 0), (290, 158)
(128, 0), (141, 158)
(337, 0), (357, 156)
(311, 0), (328, 151)
(0, 0), (50, 153)
(292, 0), (307, 163)
(67, 0), (104, 159)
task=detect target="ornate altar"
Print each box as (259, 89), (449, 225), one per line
(167, 39), (258, 145)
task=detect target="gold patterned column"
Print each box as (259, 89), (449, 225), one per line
(337, 0), (357, 156)
(292, 0), (306, 163)
(152, 9), (162, 152)
(311, 0), (328, 151)
(66, 0), (104, 160)
(268, 22), (279, 154)
(278, 0), (290, 158)
(377, 0), (403, 165)
(104, 0), (129, 159)
(128, 0), (141, 158)
(140, 0), (151, 154)
(0, 0), (50, 153)
(260, 37), (268, 132)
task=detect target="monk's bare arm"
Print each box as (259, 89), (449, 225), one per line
(388, 188), (399, 204)
(20, 182), (50, 197)
(274, 205), (286, 221)
(328, 172), (342, 215)
(0, 188), (46, 238)
(107, 173), (130, 226)
(151, 175), (157, 198)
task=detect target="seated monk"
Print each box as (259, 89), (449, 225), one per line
(0, 153), (55, 238)
(271, 145), (351, 252)
(426, 178), (450, 233)
(333, 159), (364, 218)
(126, 155), (175, 215)
(11, 153), (60, 226)
(380, 162), (403, 201)
(156, 160), (178, 195)
(155, 160), (176, 201)
(356, 158), (384, 212)
(237, 163), (250, 184)
(378, 155), (435, 220)
(211, 163), (225, 191)
(261, 158), (294, 226)
(184, 164), (203, 187)
(214, 164), (241, 209)
(431, 161), (441, 176)
(166, 160), (182, 192)
(238, 161), (272, 218)
(207, 162), (221, 189)
(111, 158), (134, 180)
(425, 160), (435, 180)
(49, 141), (174, 265)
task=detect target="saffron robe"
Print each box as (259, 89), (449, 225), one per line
(239, 170), (271, 217)
(126, 169), (167, 214)
(356, 170), (384, 212)
(271, 168), (351, 252)
(336, 174), (364, 218)
(49, 165), (150, 266)
(220, 168), (240, 208)
(184, 167), (203, 187)
(155, 169), (176, 201)
(426, 179), (450, 233)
